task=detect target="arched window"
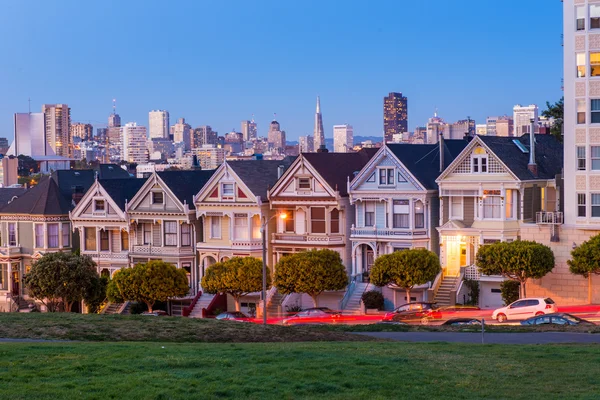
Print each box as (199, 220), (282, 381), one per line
(330, 209), (340, 233)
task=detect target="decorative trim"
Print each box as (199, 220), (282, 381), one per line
(575, 35), (585, 51)
(576, 82), (586, 97)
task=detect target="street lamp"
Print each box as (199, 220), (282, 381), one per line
(261, 212), (286, 325)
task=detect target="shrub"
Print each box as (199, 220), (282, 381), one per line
(463, 279), (480, 306)
(361, 290), (384, 310)
(500, 280), (520, 306)
(285, 303), (303, 313)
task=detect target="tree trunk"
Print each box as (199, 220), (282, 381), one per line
(145, 301), (154, 313)
(311, 294), (319, 308)
(520, 279), (527, 298)
(64, 301), (72, 313)
(405, 288), (411, 304)
(234, 296), (241, 311)
(589, 274), (593, 305)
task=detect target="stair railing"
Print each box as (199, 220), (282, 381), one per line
(427, 269), (446, 302)
(182, 290), (202, 317)
(339, 277), (357, 311)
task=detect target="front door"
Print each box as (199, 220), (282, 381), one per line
(445, 240), (461, 276)
(11, 271), (19, 296)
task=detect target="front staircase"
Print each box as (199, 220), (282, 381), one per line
(266, 291), (285, 317)
(341, 282), (374, 315)
(188, 293), (216, 318)
(102, 302), (129, 315)
(433, 276), (460, 306)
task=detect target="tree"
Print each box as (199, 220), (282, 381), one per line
(17, 154), (39, 176)
(201, 257), (268, 311)
(24, 252), (99, 312)
(85, 275), (109, 314)
(476, 240), (555, 298)
(541, 97), (563, 143)
(107, 261), (189, 312)
(370, 249), (440, 304)
(274, 249), (348, 307)
(568, 234), (600, 304)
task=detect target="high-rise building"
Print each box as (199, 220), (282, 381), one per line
(299, 135), (314, 153)
(313, 96), (325, 150)
(333, 124), (354, 153)
(149, 110), (170, 139)
(267, 120), (286, 153)
(224, 131), (244, 153)
(196, 144), (225, 169)
(495, 116), (514, 137)
(383, 92), (408, 143)
(70, 122), (93, 141)
(0, 156), (18, 187)
(108, 113), (121, 128)
(413, 127), (427, 144)
(486, 116), (498, 136)
(241, 119), (257, 141)
(193, 126), (217, 148)
(172, 118), (192, 151)
(42, 104), (71, 157)
(447, 119), (475, 140)
(476, 124), (487, 136)
(121, 122), (148, 164)
(513, 104), (539, 135)
(426, 112), (445, 144)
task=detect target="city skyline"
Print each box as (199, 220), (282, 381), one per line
(0, 1), (562, 142)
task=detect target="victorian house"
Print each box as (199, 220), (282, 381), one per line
(266, 148), (377, 309)
(126, 170), (215, 296)
(193, 158), (294, 315)
(70, 177), (147, 277)
(348, 140), (467, 308)
(435, 133), (563, 308)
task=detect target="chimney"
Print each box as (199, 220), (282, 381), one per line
(317, 144), (328, 153)
(277, 165), (284, 178)
(439, 133), (444, 172)
(528, 118), (537, 177)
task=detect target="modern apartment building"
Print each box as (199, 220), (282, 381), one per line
(42, 104), (71, 157)
(172, 118), (192, 151)
(241, 120), (257, 142)
(333, 124), (353, 153)
(513, 104), (539, 136)
(496, 116), (514, 137)
(299, 135), (314, 153)
(121, 123), (148, 164)
(267, 120), (286, 153)
(196, 144), (225, 169)
(383, 92), (408, 143)
(149, 110), (170, 139)
(70, 123), (93, 141)
(194, 126), (217, 148)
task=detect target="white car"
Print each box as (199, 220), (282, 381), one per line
(492, 298), (557, 323)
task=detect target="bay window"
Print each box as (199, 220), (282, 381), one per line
(210, 217), (221, 239)
(414, 201), (424, 228)
(450, 197), (463, 220)
(164, 221), (177, 246)
(311, 207), (326, 234)
(62, 223), (70, 247)
(144, 223), (152, 244)
(100, 230), (110, 251)
(330, 209), (340, 234)
(35, 224), (44, 248)
(234, 214), (249, 240)
(393, 200), (409, 228)
(121, 230), (129, 251)
(47, 224), (59, 248)
(505, 189), (515, 219)
(181, 224), (191, 246)
(482, 196), (502, 219)
(8, 223), (16, 246)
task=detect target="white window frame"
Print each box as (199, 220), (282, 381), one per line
(85, 227), (96, 251)
(471, 155), (488, 173)
(8, 223), (17, 247)
(577, 5), (585, 31)
(164, 221), (178, 246)
(34, 224), (44, 248)
(297, 177), (311, 190)
(181, 224), (191, 246)
(578, 193), (587, 218)
(591, 99), (600, 123)
(482, 196), (502, 219)
(222, 183), (234, 198)
(233, 214), (249, 240)
(378, 168), (394, 186)
(577, 53), (586, 78)
(47, 223), (59, 249)
(392, 200), (410, 229)
(210, 216), (221, 239)
(414, 201), (425, 229)
(99, 229), (110, 252)
(450, 197), (463, 220)
(505, 190), (515, 220)
(577, 99), (586, 124)
(591, 146), (600, 170)
(94, 199), (105, 212)
(592, 193), (600, 218)
(577, 146), (587, 171)
(365, 202), (375, 227)
(151, 191), (164, 204)
(62, 223), (70, 248)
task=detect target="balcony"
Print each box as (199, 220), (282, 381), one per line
(131, 245), (195, 256)
(272, 233), (345, 245)
(0, 246), (22, 257)
(231, 239), (263, 249)
(350, 227), (428, 239)
(81, 251), (129, 261)
(536, 211), (563, 225)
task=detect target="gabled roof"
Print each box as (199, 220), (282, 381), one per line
(387, 140), (468, 190)
(0, 188), (27, 206)
(302, 149), (378, 196)
(0, 177), (71, 215)
(478, 134), (563, 180)
(227, 157), (296, 200)
(96, 164), (131, 179)
(99, 178), (148, 210)
(157, 170), (217, 205)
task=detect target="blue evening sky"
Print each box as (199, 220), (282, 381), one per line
(0, 0), (563, 142)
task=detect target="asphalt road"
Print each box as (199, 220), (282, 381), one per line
(356, 331), (600, 344)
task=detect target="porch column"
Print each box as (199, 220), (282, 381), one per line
(439, 197), (444, 226)
(177, 222), (181, 248)
(351, 245), (357, 276)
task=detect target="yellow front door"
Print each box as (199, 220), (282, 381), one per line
(445, 241), (461, 277)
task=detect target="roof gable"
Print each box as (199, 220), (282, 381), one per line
(194, 163), (257, 205)
(70, 180), (126, 221)
(268, 156), (338, 199)
(0, 177), (71, 215)
(157, 170), (216, 205)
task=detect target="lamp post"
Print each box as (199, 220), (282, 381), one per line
(261, 212), (286, 325)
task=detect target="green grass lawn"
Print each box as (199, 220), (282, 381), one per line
(1, 341), (599, 399)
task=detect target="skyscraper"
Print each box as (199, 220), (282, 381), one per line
(313, 97), (325, 150)
(267, 120), (286, 153)
(299, 135), (314, 153)
(121, 122), (148, 163)
(42, 104), (71, 157)
(513, 104), (539, 135)
(172, 118), (192, 150)
(241, 119), (257, 141)
(149, 110), (170, 139)
(333, 124), (353, 153)
(10, 112), (48, 156)
(70, 122), (93, 141)
(193, 126), (217, 148)
(108, 113), (121, 128)
(383, 92), (408, 143)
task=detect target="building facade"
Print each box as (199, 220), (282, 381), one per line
(333, 124), (353, 153)
(42, 104), (71, 157)
(149, 110), (170, 139)
(122, 123), (148, 164)
(267, 120), (286, 153)
(172, 118), (192, 151)
(383, 92), (408, 143)
(313, 97), (325, 150)
(196, 145), (225, 169)
(513, 104), (539, 136)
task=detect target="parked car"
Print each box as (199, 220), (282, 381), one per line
(520, 313), (595, 326)
(435, 305), (480, 319)
(382, 302), (439, 324)
(141, 310), (169, 316)
(282, 307), (341, 325)
(442, 318), (481, 326)
(492, 298), (557, 322)
(215, 311), (253, 322)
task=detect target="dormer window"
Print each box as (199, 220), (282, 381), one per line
(472, 147), (488, 173)
(94, 200), (105, 211)
(298, 178), (311, 190)
(222, 183), (234, 197)
(379, 168), (394, 185)
(152, 192), (164, 204)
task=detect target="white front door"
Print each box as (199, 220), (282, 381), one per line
(445, 240), (461, 276)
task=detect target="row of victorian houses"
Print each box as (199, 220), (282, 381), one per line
(0, 131), (564, 315)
